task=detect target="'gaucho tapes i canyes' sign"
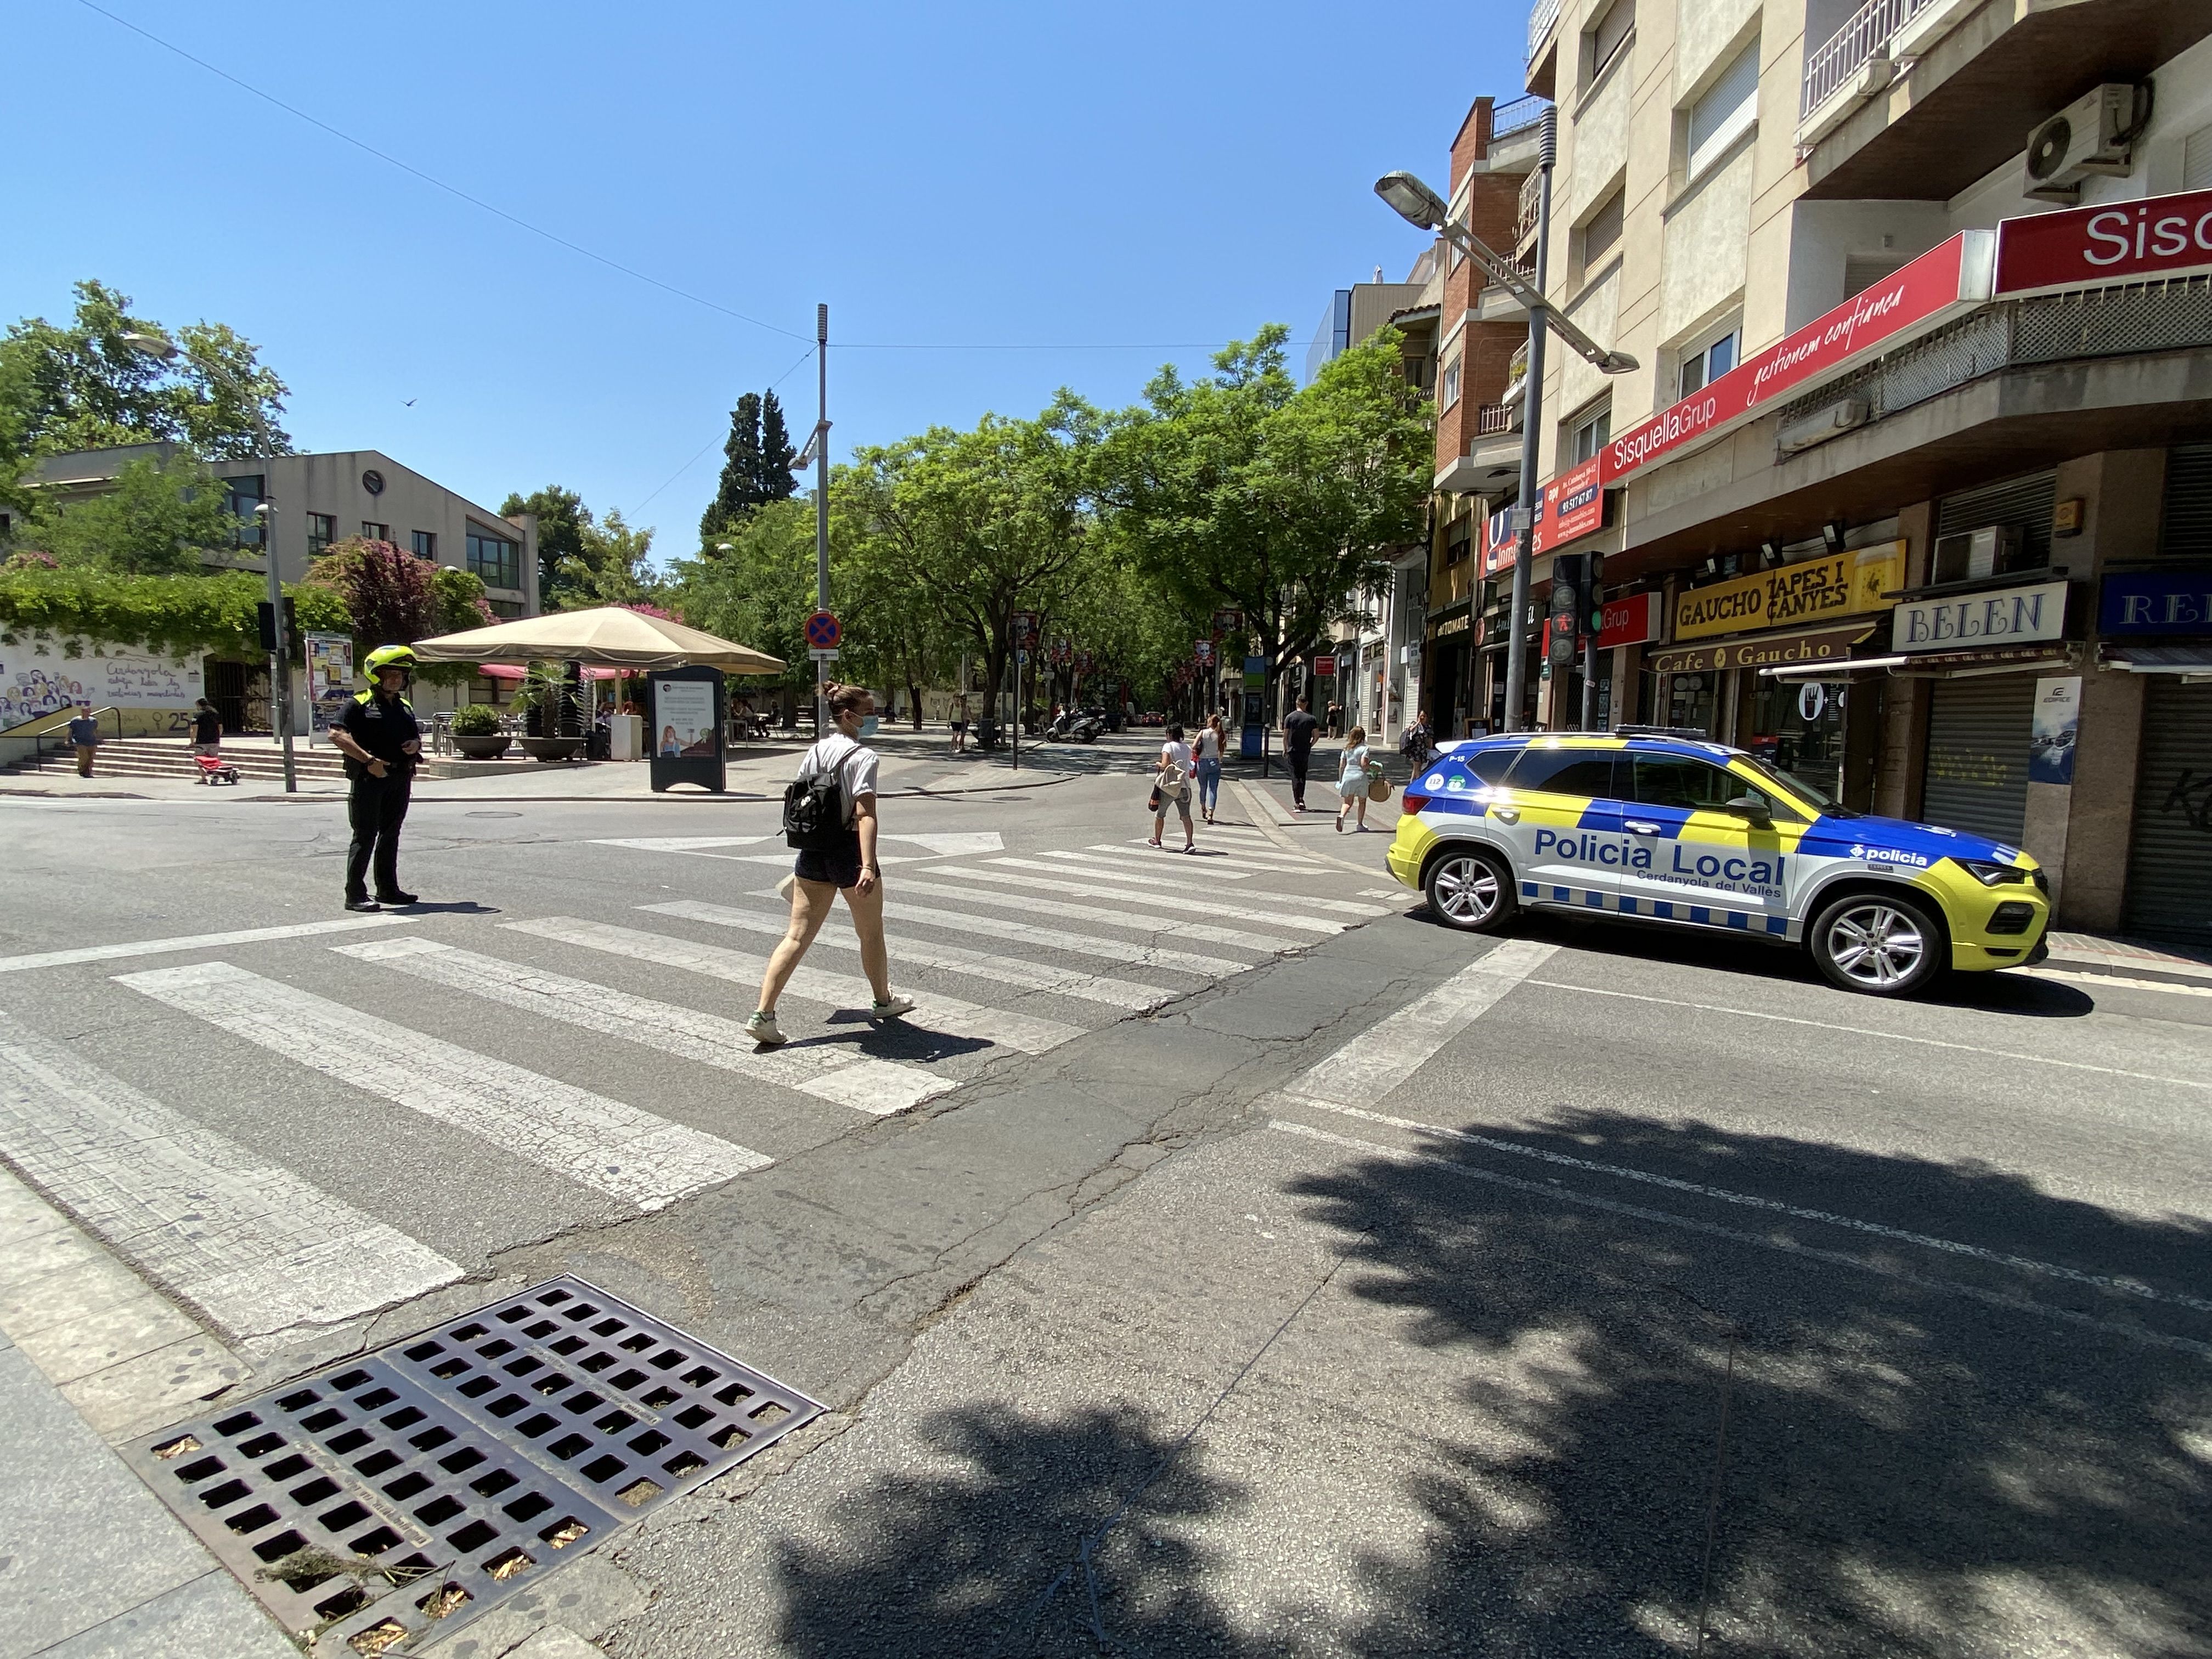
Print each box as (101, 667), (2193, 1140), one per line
(1671, 542), (1905, 643)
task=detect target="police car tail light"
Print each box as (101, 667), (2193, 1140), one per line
(1402, 793), (1430, 815)
(1954, 857), (2029, 887)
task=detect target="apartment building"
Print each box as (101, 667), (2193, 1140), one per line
(1419, 0), (2212, 941)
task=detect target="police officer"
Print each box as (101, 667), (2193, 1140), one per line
(331, 644), (424, 911)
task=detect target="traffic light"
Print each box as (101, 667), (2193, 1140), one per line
(1584, 551), (1606, 636)
(255, 597), (298, 656)
(1549, 554), (1583, 628)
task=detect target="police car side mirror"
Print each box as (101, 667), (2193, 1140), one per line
(1724, 795), (1773, 827)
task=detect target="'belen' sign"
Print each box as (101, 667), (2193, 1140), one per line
(1995, 188), (2212, 295)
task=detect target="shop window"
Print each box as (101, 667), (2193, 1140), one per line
(1506, 747), (1618, 797)
(1664, 670), (1718, 733)
(1684, 41), (1758, 183)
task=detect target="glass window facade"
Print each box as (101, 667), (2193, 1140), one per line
(307, 512), (335, 555)
(225, 475), (265, 547)
(468, 528), (521, 590)
(362, 521), (390, 543)
(412, 531), (437, 560)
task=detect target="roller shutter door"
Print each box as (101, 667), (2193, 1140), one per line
(2123, 678), (2212, 943)
(1920, 675), (2033, 844)
(2161, 443), (2212, 558)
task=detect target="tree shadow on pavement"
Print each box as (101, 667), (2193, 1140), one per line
(766, 1114), (2210, 1657)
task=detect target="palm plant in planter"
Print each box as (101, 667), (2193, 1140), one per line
(511, 662), (584, 761)
(447, 701), (511, 759)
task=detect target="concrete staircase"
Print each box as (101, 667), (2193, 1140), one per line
(4, 737), (351, 785)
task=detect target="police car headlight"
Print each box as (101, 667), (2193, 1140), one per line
(1953, 857), (2029, 887)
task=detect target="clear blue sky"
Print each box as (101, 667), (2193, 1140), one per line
(9, 0), (1522, 558)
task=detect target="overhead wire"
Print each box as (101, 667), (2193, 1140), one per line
(628, 345), (817, 519)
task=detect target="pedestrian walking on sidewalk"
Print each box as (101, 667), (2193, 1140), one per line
(747, 682), (914, 1046)
(1282, 696), (1319, 812)
(1335, 725), (1374, 833)
(1401, 707), (1435, 773)
(331, 645), (425, 911)
(65, 704), (101, 777)
(1193, 714), (1225, 824)
(950, 693), (969, 754)
(1148, 723), (1196, 852)
(189, 697), (222, 759)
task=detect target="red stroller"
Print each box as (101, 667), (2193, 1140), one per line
(193, 750), (240, 786)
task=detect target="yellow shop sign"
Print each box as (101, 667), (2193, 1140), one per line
(1672, 542), (1904, 642)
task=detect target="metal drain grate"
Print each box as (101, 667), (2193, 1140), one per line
(125, 1277), (823, 1656)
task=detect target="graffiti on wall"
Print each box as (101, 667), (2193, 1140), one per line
(0, 633), (202, 727)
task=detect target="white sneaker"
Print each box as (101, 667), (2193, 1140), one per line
(870, 994), (917, 1020)
(743, 1009), (786, 1046)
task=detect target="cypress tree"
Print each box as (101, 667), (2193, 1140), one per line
(758, 391), (799, 506)
(701, 392), (764, 542)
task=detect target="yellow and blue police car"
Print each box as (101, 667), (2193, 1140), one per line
(1385, 726), (2050, 997)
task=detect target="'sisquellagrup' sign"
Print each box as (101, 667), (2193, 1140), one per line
(1994, 187), (2212, 295)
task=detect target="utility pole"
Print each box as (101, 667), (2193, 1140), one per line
(1503, 109), (1556, 736)
(256, 496), (296, 793)
(813, 303), (831, 737)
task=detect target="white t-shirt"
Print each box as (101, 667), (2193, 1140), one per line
(800, 735), (881, 827)
(1160, 740), (1193, 778)
(1193, 727), (1221, 760)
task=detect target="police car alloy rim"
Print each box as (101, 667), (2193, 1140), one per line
(1432, 854), (1500, 923)
(1824, 901), (1925, 988)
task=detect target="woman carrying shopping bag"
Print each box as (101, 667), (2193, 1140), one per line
(1149, 723), (1197, 852)
(1334, 725), (1374, 833)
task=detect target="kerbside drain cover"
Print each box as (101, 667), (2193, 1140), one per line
(124, 1277), (822, 1655)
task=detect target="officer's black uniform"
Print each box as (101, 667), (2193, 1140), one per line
(341, 687), (420, 904)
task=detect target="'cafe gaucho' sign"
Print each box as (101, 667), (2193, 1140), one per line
(1671, 543), (1905, 643)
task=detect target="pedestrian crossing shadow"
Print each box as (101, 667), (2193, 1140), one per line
(375, 901), (501, 916)
(795, 1018), (996, 1064)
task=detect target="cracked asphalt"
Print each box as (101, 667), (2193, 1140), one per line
(4, 748), (2208, 1658)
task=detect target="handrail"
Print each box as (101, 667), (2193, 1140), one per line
(1802, 0), (1931, 117)
(0, 703), (121, 770)
(1492, 95), (1550, 141)
(1527, 0), (1562, 61)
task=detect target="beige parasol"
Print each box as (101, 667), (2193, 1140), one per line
(413, 607), (785, 674)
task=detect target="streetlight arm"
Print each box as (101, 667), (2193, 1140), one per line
(1436, 220), (1637, 375)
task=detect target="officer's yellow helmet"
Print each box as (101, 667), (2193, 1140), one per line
(364, 644), (417, 678)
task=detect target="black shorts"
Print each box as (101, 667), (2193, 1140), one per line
(794, 834), (865, 889)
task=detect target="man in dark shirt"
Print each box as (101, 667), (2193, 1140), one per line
(330, 645), (424, 911)
(65, 704), (101, 777)
(188, 698), (222, 756)
(1282, 696), (1321, 812)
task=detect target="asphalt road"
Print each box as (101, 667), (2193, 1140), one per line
(1, 736), (2205, 1658)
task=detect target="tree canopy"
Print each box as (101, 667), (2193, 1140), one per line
(700, 388), (799, 540)
(21, 455), (244, 574)
(499, 486), (661, 612)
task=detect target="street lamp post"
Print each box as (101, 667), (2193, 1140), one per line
(121, 332), (296, 789)
(1375, 129), (1633, 735)
(812, 304), (831, 736)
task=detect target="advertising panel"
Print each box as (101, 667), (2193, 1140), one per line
(2029, 676), (2081, 786)
(1891, 579), (2069, 653)
(1596, 591), (1661, 649)
(1671, 543), (1905, 644)
(652, 679), (717, 757)
(305, 633), (354, 743)
(1484, 506), (1517, 574)
(1534, 458), (1602, 553)
(2097, 568), (2212, 635)
(1995, 188), (2212, 295)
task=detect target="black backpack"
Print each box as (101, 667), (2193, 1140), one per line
(782, 749), (847, 849)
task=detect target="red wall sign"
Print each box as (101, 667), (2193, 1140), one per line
(1484, 506), (1516, 575)
(1534, 458), (1602, 554)
(1313, 654), (1337, 677)
(1994, 188), (2212, 294)
(1595, 591), (1660, 649)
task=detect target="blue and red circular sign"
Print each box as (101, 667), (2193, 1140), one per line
(804, 611), (842, 650)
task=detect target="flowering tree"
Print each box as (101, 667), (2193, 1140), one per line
(306, 538), (494, 678)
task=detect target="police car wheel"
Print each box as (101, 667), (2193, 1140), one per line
(1809, 893), (1942, 997)
(1425, 849), (1514, 933)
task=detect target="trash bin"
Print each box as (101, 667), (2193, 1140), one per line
(607, 712), (642, 761)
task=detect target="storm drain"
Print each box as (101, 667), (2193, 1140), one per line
(124, 1276), (823, 1656)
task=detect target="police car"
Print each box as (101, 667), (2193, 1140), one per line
(1385, 726), (2050, 997)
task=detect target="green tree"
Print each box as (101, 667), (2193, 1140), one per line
(22, 455), (243, 574)
(306, 537), (441, 649)
(669, 498), (815, 692)
(0, 280), (291, 460)
(499, 485), (589, 608)
(1097, 325), (1430, 704)
(844, 391), (1102, 744)
(699, 388), (799, 540)
(556, 509), (659, 610)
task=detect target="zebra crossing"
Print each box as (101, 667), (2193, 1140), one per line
(0, 822), (1401, 1351)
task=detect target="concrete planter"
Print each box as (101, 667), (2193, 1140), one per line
(452, 733), (512, 760)
(518, 736), (584, 763)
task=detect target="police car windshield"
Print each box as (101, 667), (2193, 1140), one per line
(1735, 754), (1844, 815)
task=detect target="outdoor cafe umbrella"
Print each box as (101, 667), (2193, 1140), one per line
(411, 606), (786, 675)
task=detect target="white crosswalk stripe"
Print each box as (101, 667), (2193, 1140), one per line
(967, 864), (1346, 935)
(890, 874), (1305, 953)
(642, 901), (1181, 1012)
(505, 916), (1084, 1057)
(1099, 840), (1327, 874)
(334, 935), (950, 1115)
(0, 1009), (461, 1339)
(117, 961), (770, 1210)
(848, 893), (1252, 979)
(1026, 851), (1389, 916)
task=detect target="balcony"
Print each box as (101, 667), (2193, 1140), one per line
(1526, 0), (1562, 98)
(1477, 403), (1520, 436)
(1516, 168), (1542, 250)
(1527, 0), (1561, 62)
(1492, 94), (1549, 143)
(1802, 0), (2212, 202)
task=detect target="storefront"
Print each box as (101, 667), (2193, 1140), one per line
(1647, 622), (1875, 778)
(2103, 567), (2212, 942)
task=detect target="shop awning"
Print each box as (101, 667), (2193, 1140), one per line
(1650, 624), (1870, 676)
(1760, 655), (1906, 679)
(2104, 645), (2212, 676)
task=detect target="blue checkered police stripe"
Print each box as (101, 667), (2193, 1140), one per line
(1520, 881), (1788, 936)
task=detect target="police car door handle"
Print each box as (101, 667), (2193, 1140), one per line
(1624, 819), (1662, 835)
(1492, 806), (1520, 824)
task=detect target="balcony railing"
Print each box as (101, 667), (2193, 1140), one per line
(1477, 403), (1519, 436)
(1509, 338), (1531, 382)
(1527, 0), (1562, 61)
(1492, 95), (1549, 142)
(1517, 168), (1542, 245)
(1802, 0), (1934, 117)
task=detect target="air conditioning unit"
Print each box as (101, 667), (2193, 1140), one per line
(2023, 83), (2152, 202)
(1931, 526), (2021, 585)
